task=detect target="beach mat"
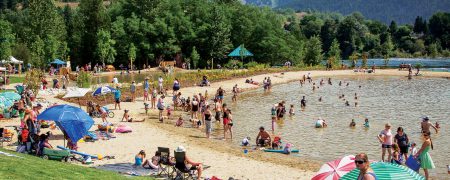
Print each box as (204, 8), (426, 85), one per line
(96, 163), (157, 176)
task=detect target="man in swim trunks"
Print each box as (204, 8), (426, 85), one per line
(256, 126), (271, 147)
(421, 116), (438, 134)
(216, 87), (225, 104)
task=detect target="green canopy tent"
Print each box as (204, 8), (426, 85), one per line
(228, 44), (254, 62)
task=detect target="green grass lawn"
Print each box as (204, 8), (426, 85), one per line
(9, 76), (25, 84)
(0, 148), (149, 180)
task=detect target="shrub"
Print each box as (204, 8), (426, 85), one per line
(224, 60), (243, 69)
(24, 69), (44, 96)
(77, 71), (91, 88)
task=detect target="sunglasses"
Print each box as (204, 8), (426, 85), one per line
(355, 160), (366, 164)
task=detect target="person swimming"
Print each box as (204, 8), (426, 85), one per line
(364, 118), (370, 128)
(345, 101), (350, 106)
(355, 93), (358, 100)
(315, 118), (327, 128)
(339, 81), (342, 86)
(318, 96), (322, 102)
(350, 119), (356, 127)
(289, 104), (295, 115)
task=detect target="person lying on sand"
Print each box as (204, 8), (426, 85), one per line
(121, 110), (145, 122)
(256, 126), (271, 147)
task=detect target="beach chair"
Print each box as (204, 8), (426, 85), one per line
(157, 147), (175, 179)
(174, 151), (197, 180)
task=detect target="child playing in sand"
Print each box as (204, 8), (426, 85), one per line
(289, 105), (295, 115)
(391, 144), (402, 164)
(175, 116), (184, 127)
(167, 105), (172, 119)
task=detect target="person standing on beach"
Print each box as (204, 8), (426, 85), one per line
(414, 132), (435, 180)
(151, 86), (157, 109)
(394, 127), (409, 161)
(355, 153), (377, 180)
(307, 73), (312, 83)
(377, 123), (393, 162)
(173, 78), (180, 94)
(130, 81), (136, 102)
(157, 95), (165, 122)
(114, 87), (121, 110)
(143, 77), (150, 102)
(191, 96), (199, 120)
(421, 116), (438, 134)
(203, 105), (212, 138)
(158, 76), (164, 94)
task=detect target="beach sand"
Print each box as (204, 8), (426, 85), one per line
(1, 69), (448, 179)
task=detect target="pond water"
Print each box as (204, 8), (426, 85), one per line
(338, 58), (450, 68)
(226, 76), (449, 177)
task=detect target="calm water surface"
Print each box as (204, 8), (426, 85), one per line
(227, 76), (449, 177)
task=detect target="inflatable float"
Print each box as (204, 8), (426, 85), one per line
(57, 146), (100, 159)
(264, 149), (300, 153)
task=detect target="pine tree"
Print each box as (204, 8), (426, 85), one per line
(327, 39), (341, 68)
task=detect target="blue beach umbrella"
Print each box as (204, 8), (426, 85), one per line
(0, 96), (14, 109)
(0, 92), (21, 101)
(340, 162), (425, 180)
(92, 86), (116, 96)
(37, 104), (94, 142)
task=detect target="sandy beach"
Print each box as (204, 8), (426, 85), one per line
(1, 69), (449, 179)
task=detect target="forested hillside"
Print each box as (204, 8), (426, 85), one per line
(244, 0), (450, 24)
(0, 0), (449, 70)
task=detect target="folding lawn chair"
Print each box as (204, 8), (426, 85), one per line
(157, 147), (175, 179)
(174, 151), (197, 180)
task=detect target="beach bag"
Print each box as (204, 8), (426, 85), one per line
(406, 155), (421, 171)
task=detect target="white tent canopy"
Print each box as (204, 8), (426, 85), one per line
(1, 56), (23, 64)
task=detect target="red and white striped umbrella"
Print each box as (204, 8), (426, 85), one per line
(311, 155), (356, 180)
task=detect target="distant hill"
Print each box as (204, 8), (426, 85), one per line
(243, 0), (450, 24)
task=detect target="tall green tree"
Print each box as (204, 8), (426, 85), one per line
(304, 36), (323, 66)
(96, 29), (116, 65)
(207, 5), (232, 69)
(27, 0), (66, 68)
(327, 39), (341, 67)
(128, 43), (136, 69)
(79, 0), (109, 65)
(0, 20), (15, 61)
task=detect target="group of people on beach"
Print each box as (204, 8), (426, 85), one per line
(376, 116), (439, 179)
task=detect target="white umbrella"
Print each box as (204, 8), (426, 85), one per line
(63, 88), (91, 107)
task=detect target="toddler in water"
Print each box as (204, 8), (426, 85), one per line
(271, 104), (277, 131)
(289, 104), (295, 115)
(364, 118), (370, 128)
